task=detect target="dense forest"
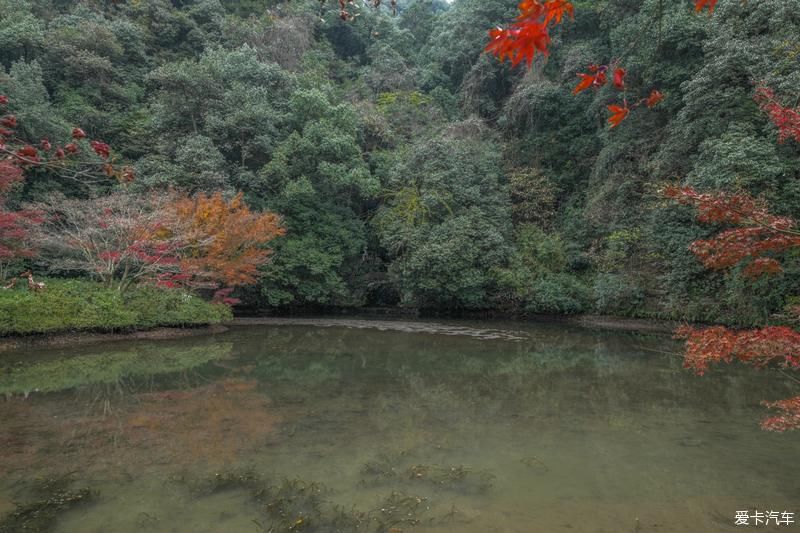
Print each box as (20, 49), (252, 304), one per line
(1, 0), (799, 325)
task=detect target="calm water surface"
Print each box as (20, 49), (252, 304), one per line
(0, 318), (797, 532)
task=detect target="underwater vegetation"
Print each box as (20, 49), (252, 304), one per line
(360, 453), (496, 494)
(0, 474), (93, 533)
(178, 467), (480, 532)
(406, 464), (495, 493)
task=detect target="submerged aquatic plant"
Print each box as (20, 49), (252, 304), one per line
(407, 464), (495, 494)
(0, 474), (93, 533)
(187, 469), (262, 496)
(360, 453), (404, 484)
(258, 478), (329, 531)
(178, 470), (452, 532)
(372, 491), (429, 530)
(360, 452), (496, 495)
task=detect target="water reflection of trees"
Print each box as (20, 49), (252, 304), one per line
(0, 343), (233, 396)
(240, 324), (796, 438)
(2, 323), (796, 489)
(0, 341), (285, 478)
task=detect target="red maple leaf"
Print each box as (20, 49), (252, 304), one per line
(694, 0), (718, 13)
(612, 67), (626, 90)
(572, 73), (596, 94)
(486, 0), (573, 67)
(572, 67), (607, 94)
(542, 0), (574, 25)
(607, 104), (629, 128)
(16, 145), (37, 158)
(646, 89), (664, 108)
(486, 21), (551, 67)
(90, 140), (111, 159)
(517, 0), (546, 18)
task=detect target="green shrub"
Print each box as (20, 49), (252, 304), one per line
(0, 280), (231, 335)
(592, 273), (645, 316)
(524, 273), (590, 315)
(123, 286), (232, 328)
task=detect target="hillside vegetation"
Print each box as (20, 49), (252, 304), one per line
(1, 0), (798, 325)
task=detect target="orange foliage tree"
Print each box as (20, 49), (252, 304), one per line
(170, 192), (286, 292)
(32, 190), (285, 300)
(4, 91), (285, 301)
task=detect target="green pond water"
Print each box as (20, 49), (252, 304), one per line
(0, 318), (797, 532)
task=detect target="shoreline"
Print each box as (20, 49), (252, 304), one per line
(565, 314), (678, 333)
(0, 325), (229, 353)
(0, 311), (680, 353)
(234, 309), (680, 334)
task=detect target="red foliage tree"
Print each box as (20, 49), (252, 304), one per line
(31, 190), (285, 300)
(3, 95), (283, 303)
(664, 185), (800, 278)
(488, 1), (800, 430)
(0, 94), (135, 280)
(483, 0), (720, 126)
(660, 81), (800, 434)
(0, 97), (134, 186)
(31, 191), (185, 291)
(0, 161), (43, 279)
(666, 183), (800, 432)
(754, 86), (800, 144)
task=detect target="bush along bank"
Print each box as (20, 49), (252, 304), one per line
(0, 279), (232, 336)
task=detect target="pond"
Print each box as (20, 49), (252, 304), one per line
(0, 318), (797, 532)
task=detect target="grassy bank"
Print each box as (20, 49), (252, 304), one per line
(0, 280), (232, 336)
